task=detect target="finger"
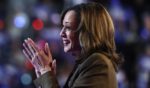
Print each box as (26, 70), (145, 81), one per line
(25, 39), (36, 57)
(22, 49), (32, 62)
(37, 52), (46, 67)
(23, 49), (39, 71)
(23, 49), (41, 71)
(23, 42), (33, 58)
(32, 52), (44, 67)
(33, 58), (41, 71)
(29, 41), (39, 55)
(52, 59), (56, 74)
(45, 43), (52, 58)
(27, 38), (42, 61)
(32, 53), (39, 64)
(28, 38), (39, 51)
(44, 42), (48, 55)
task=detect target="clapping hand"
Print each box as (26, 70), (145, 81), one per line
(22, 38), (56, 77)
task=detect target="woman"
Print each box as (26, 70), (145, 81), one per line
(23, 2), (123, 88)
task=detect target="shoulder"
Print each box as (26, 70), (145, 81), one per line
(81, 52), (112, 67)
(73, 53), (117, 87)
(77, 52), (117, 75)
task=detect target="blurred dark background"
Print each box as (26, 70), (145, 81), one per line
(0, 0), (150, 88)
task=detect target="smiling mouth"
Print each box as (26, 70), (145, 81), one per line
(63, 40), (70, 46)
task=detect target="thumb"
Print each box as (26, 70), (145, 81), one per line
(52, 59), (56, 75)
(45, 43), (51, 57)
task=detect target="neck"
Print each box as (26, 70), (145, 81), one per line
(71, 50), (81, 60)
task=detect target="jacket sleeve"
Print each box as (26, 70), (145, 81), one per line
(34, 71), (59, 88)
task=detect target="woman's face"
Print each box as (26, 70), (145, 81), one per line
(60, 10), (81, 53)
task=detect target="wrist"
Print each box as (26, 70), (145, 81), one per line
(35, 70), (41, 78)
(40, 66), (52, 75)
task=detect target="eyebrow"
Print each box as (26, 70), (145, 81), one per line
(62, 23), (71, 27)
(63, 21), (71, 26)
(64, 21), (72, 24)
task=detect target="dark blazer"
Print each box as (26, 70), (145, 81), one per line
(34, 52), (118, 88)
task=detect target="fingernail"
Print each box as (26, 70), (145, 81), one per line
(54, 59), (56, 62)
(28, 38), (31, 40)
(46, 43), (48, 46)
(24, 39), (27, 42)
(23, 43), (25, 46)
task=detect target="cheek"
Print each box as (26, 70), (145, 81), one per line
(66, 31), (80, 48)
(67, 31), (75, 41)
(69, 33), (77, 43)
(70, 34), (80, 48)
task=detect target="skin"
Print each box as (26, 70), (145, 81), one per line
(22, 10), (81, 76)
(60, 10), (81, 55)
(23, 38), (56, 75)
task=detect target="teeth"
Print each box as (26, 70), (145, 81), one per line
(63, 42), (68, 44)
(64, 41), (68, 43)
(63, 40), (69, 45)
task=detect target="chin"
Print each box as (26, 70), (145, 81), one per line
(64, 47), (71, 53)
(64, 46), (76, 53)
(63, 44), (72, 53)
(64, 49), (69, 53)
(64, 48), (71, 53)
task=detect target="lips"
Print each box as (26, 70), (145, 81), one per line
(62, 40), (70, 46)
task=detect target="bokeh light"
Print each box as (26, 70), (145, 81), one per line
(13, 13), (29, 29)
(32, 18), (44, 31)
(21, 73), (32, 85)
(0, 19), (4, 30)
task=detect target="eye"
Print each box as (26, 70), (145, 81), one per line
(65, 27), (71, 31)
(60, 26), (72, 33)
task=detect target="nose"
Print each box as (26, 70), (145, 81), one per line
(60, 28), (66, 37)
